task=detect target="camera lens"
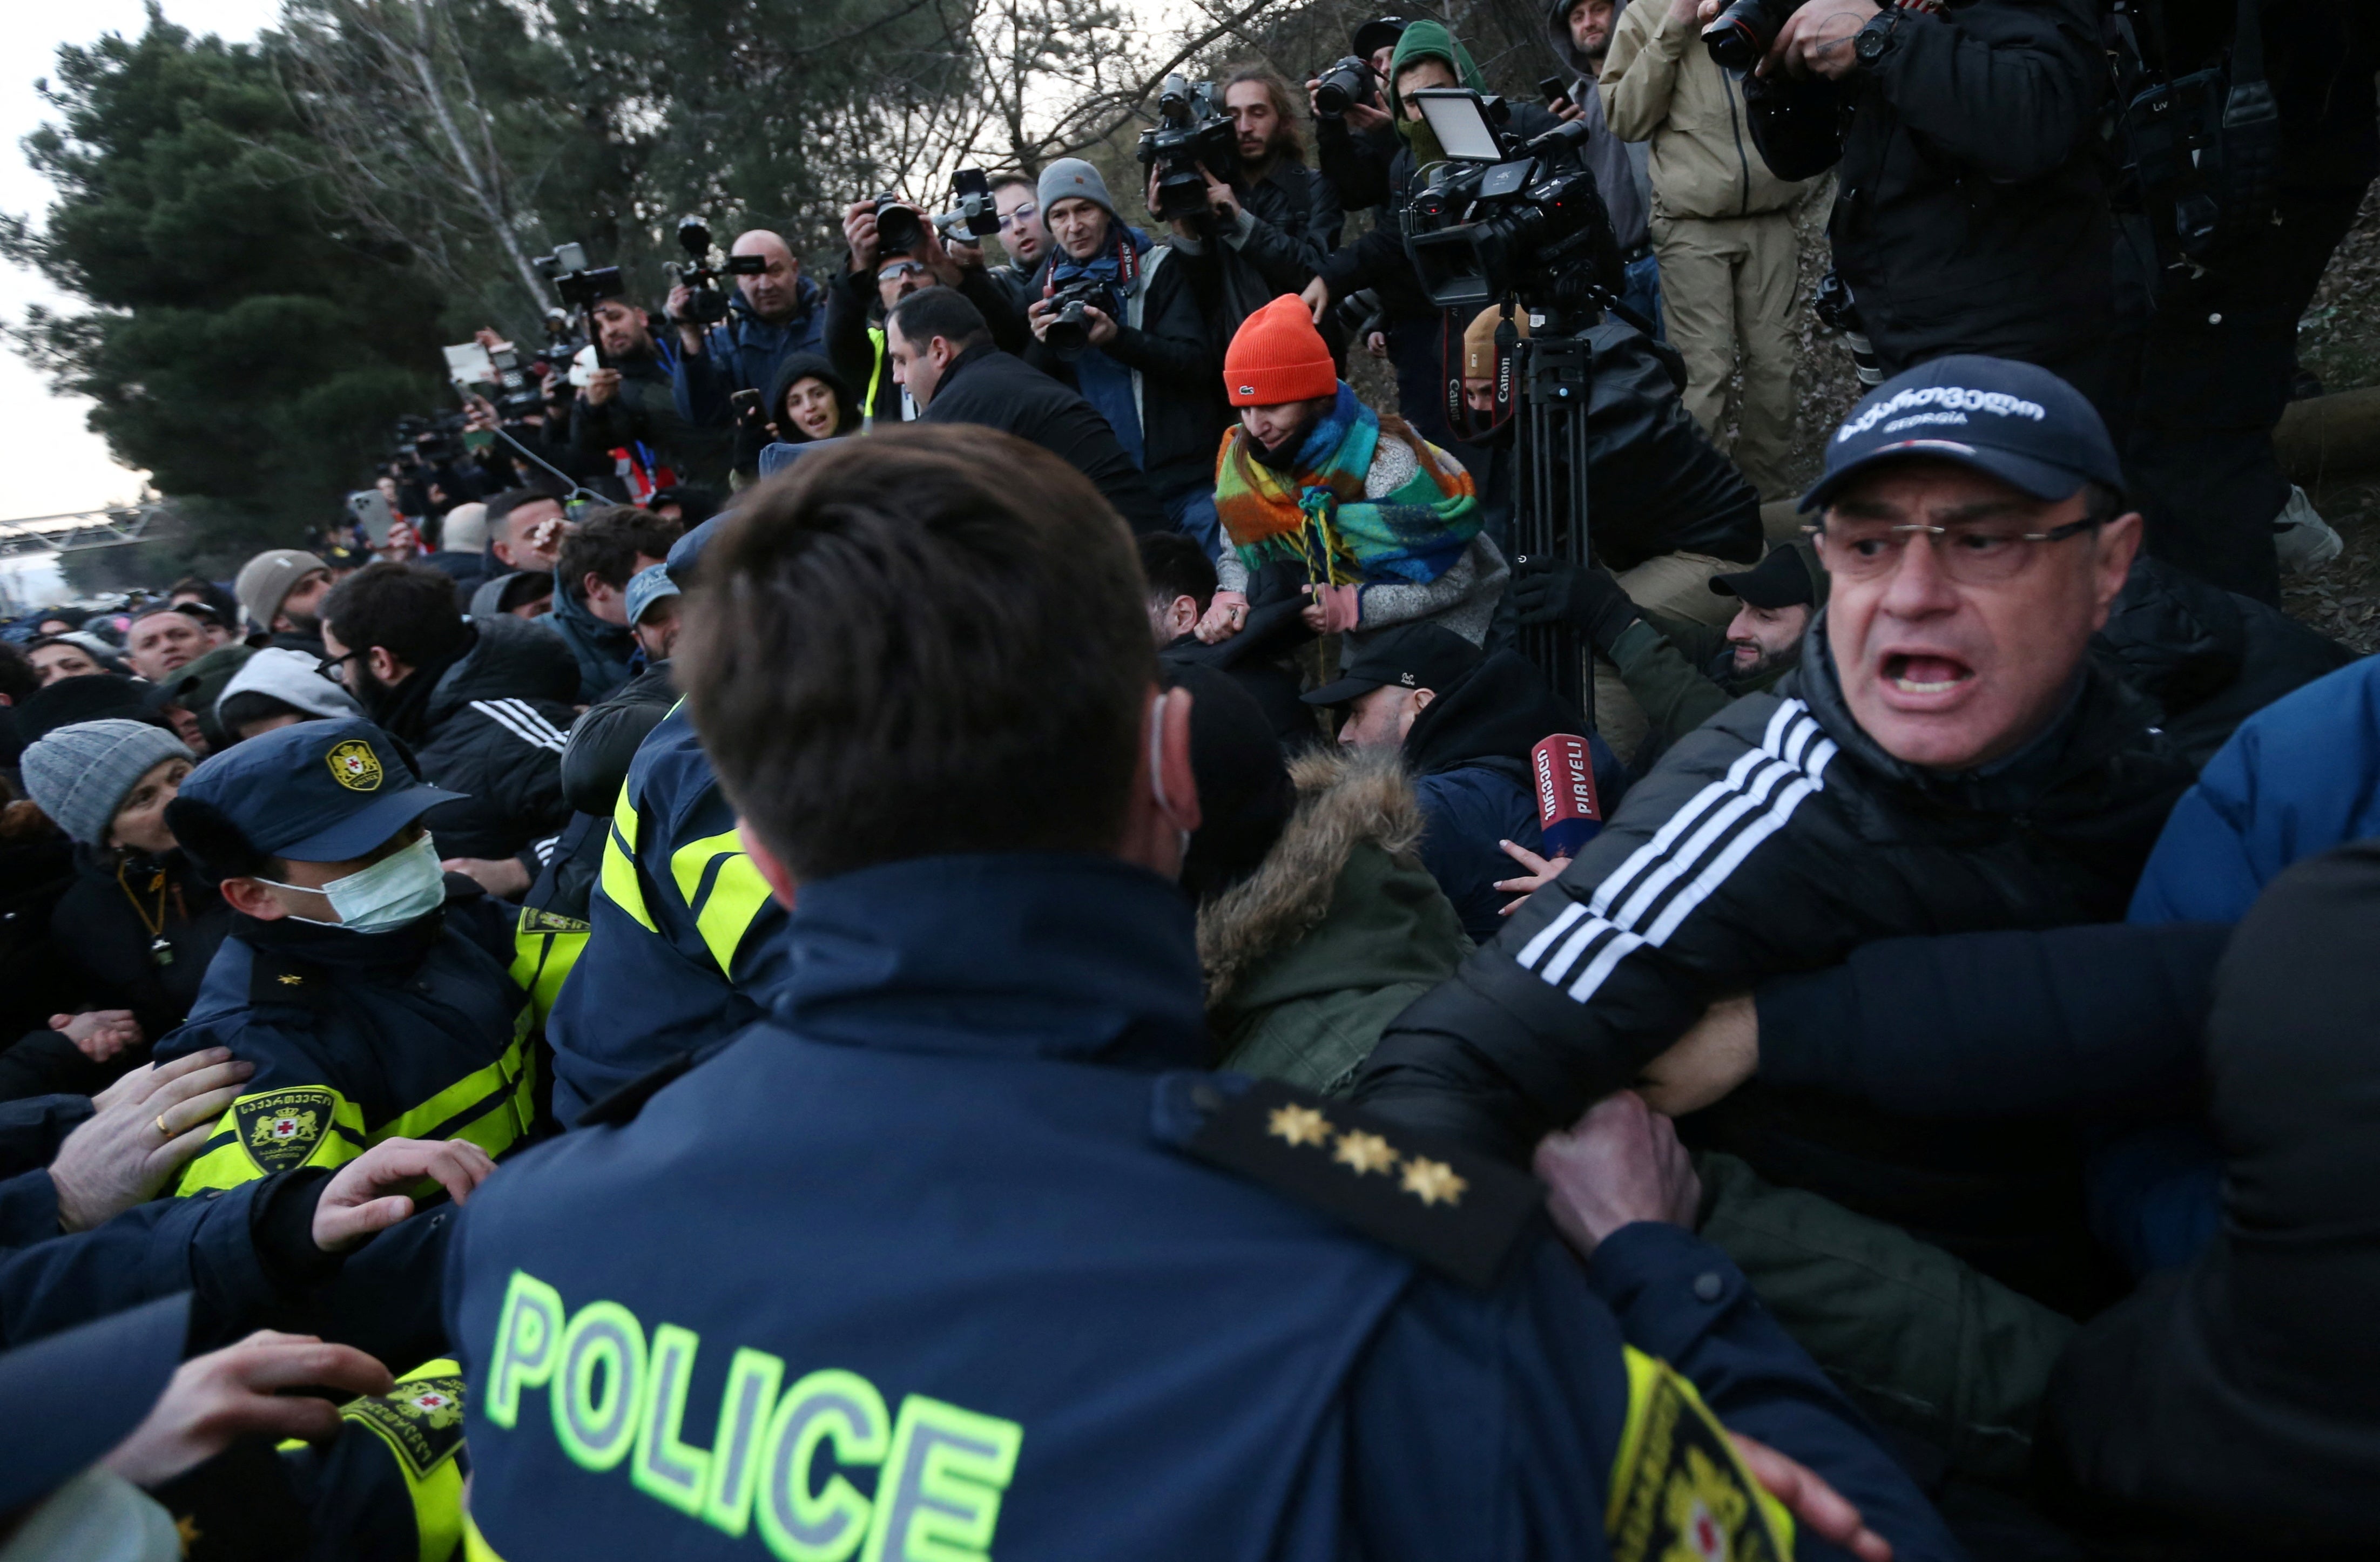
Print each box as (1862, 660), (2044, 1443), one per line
(876, 201), (923, 255)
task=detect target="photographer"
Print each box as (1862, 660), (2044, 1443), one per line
(1024, 159), (1231, 555)
(1599, 0), (1808, 498)
(1309, 15), (1411, 217)
(1302, 22), (1563, 458)
(663, 230), (826, 433)
(570, 295), (733, 491)
(1203, 66), (1344, 294)
(1735, 0), (2116, 408)
(826, 197), (1025, 429)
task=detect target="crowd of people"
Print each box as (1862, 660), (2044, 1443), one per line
(0, 1), (2376, 1557)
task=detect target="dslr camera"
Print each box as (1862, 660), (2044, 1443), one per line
(533, 241), (624, 310)
(671, 219), (766, 326)
(1400, 90), (1622, 316)
(1136, 75), (1238, 224)
(1312, 56), (1377, 119)
(1701, 0), (1804, 72)
(1042, 276), (1123, 361)
(875, 169), (1004, 258)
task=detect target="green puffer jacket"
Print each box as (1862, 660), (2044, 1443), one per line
(1202, 747), (1472, 1094)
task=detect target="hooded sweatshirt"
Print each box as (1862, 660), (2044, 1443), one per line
(1538, 1), (1653, 251)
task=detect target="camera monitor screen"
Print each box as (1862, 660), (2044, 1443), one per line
(1412, 89), (1505, 162)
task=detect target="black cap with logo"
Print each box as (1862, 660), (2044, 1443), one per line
(1303, 623), (1485, 707)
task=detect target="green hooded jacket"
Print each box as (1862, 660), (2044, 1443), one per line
(1387, 20), (1488, 170)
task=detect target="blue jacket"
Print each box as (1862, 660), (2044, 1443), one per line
(155, 896), (537, 1198)
(545, 706), (790, 1124)
(2128, 653), (2380, 924)
(669, 281), (829, 429)
(543, 575), (638, 706)
(1415, 763), (1543, 943)
(449, 853), (1956, 1561)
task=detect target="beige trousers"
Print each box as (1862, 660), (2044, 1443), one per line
(1592, 549), (1739, 763)
(1651, 210), (1801, 502)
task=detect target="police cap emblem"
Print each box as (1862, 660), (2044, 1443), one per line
(327, 739), (384, 792)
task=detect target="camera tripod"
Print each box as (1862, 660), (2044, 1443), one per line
(1489, 324), (1599, 723)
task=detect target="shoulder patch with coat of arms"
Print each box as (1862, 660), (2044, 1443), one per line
(343, 1370), (469, 1480)
(326, 739), (384, 791)
(234, 1086), (338, 1173)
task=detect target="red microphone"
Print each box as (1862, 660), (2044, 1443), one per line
(1532, 734), (1603, 860)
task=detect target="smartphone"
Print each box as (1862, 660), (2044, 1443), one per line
(346, 488), (395, 544)
(1539, 75), (1569, 107)
(729, 388), (767, 431)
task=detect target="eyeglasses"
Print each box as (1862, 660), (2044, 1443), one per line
(317, 650), (360, 684)
(1817, 517), (2099, 585)
(878, 260), (928, 281)
(997, 204), (1037, 230)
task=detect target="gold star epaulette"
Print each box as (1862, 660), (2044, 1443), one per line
(247, 949), (332, 1006)
(1155, 1074), (1545, 1289)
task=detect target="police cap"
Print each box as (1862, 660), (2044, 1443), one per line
(177, 716), (464, 863)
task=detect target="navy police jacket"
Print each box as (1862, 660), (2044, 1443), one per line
(157, 890), (537, 1196)
(545, 705), (791, 1125)
(450, 854), (1956, 1561)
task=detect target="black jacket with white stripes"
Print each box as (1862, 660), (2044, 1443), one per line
(395, 614), (581, 875)
(1352, 615), (2197, 1169)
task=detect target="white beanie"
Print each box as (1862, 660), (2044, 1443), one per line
(216, 648), (364, 723)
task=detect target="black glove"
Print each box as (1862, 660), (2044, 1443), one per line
(1509, 558), (1641, 657)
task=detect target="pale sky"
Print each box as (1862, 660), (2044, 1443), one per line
(1, 0), (284, 599)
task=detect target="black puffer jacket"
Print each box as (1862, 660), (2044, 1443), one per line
(2093, 556), (2354, 769)
(1356, 620), (2196, 1162)
(372, 614), (581, 873)
(559, 661), (677, 816)
(1742, 0), (2111, 375)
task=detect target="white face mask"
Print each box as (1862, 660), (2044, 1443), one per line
(256, 833), (448, 935)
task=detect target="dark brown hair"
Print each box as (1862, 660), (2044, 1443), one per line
(320, 562), (471, 670)
(1223, 65), (1307, 164)
(557, 504), (682, 595)
(678, 424), (1155, 881)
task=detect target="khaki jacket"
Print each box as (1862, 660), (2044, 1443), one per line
(1599, 0), (1805, 221)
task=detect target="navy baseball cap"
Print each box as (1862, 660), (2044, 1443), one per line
(1303, 623), (1484, 706)
(0, 1291), (188, 1512)
(1799, 355), (2126, 515)
(179, 716), (464, 863)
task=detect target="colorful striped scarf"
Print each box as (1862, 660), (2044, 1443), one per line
(1212, 384), (1480, 587)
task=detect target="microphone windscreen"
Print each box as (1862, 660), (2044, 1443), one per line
(1532, 734), (1602, 861)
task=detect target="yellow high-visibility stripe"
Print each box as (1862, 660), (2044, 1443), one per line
(599, 787), (658, 934)
(667, 830), (774, 976)
(174, 1091), (369, 1195)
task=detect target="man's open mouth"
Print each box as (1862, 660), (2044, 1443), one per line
(1883, 653), (1973, 695)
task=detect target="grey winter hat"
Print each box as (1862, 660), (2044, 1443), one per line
(1037, 158), (1118, 221)
(439, 502), (490, 556)
(216, 647), (363, 723)
(20, 718), (195, 847)
(234, 548), (327, 632)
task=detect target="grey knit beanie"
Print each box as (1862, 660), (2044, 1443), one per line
(20, 719), (196, 847)
(1037, 158), (1118, 222)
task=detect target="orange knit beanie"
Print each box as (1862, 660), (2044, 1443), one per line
(1223, 295), (1338, 407)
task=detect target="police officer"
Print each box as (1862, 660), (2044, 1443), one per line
(541, 516), (788, 1125)
(154, 718), (539, 1195)
(447, 428), (1954, 1560)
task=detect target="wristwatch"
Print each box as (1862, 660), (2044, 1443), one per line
(1853, 6), (1904, 67)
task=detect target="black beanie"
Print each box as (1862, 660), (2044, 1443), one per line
(1170, 665), (1296, 904)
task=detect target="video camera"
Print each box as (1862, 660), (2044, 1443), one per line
(442, 338), (546, 422)
(393, 411), (469, 469)
(1312, 56), (1377, 119)
(1700, 0), (1803, 72)
(1400, 89), (1623, 320)
(874, 171), (1002, 259)
(1042, 276), (1123, 361)
(534, 242), (624, 312)
(1136, 75), (1238, 224)
(671, 219), (766, 326)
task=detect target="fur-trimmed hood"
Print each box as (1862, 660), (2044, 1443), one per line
(1199, 745), (1426, 1004)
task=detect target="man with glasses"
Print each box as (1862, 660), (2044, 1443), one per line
(1353, 358), (2199, 1468)
(825, 195), (1026, 430)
